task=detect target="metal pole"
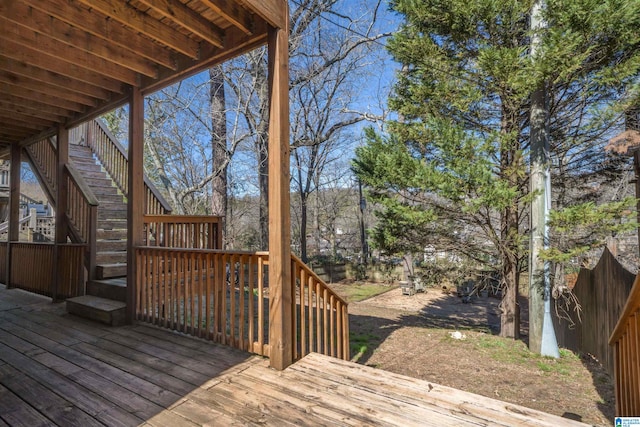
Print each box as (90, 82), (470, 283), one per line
(529, 0), (559, 357)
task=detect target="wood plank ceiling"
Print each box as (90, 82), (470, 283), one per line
(0, 0), (284, 149)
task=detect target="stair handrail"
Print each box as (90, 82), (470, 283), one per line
(64, 163), (98, 280)
(290, 254), (350, 361)
(0, 213), (33, 235)
(23, 137), (58, 207)
(85, 119), (172, 214)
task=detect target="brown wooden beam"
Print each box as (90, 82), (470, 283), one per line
(0, 117), (46, 131)
(53, 125), (69, 300)
(1, 56), (113, 100)
(243, 0), (286, 30)
(127, 87), (145, 324)
(0, 1), (159, 78)
(135, 0), (224, 47)
(75, 0), (200, 59)
(0, 95), (74, 120)
(7, 142), (21, 287)
(267, 21), (292, 371)
(0, 82), (89, 113)
(141, 23), (268, 95)
(199, 0), (254, 35)
(0, 73), (98, 108)
(0, 24), (139, 86)
(0, 106), (60, 127)
(21, 0), (177, 71)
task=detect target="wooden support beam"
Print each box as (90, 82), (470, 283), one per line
(0, 82), (89, 112)
(127, 87), (145, 324)
(0, 27), (139, 87)
(0, 2), (158, 78)
(0, 96), (73, 120)
(0, 72), (98, 108)
(135, 0), (224, 47)
(7, 143), (21, 288)
(53, 126), (69, 301)
(75, 0), (200, 59)
(1, 57), (113, 100)
(199, 0), (254, 35)
(243, 0), (286, 30)
(0, 107), (60, 128)
(21, 0), (177, 70)
(141, 23), (268, 95)
(267, 20), (292, 371)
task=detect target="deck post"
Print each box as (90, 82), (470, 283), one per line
(6, 143), (21, 288)
(267, 15), (293, 370)
(127, 87), (145, 324)
(53, 126), (70, 301)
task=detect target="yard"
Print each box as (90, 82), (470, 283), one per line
(330, 281), (615, 427)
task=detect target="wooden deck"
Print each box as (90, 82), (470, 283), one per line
(0, 285), (587, 426)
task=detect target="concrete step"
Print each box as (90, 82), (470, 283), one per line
(96, 251), (127, 264)
(96, 263), (127, 280)
(96, 239), (127, 252)
(66, 295), (126, 326)
(86, 278), (126, 302)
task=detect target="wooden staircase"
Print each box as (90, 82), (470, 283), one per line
(66, 143), (128, 325)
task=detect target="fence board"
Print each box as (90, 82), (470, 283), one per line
(554, 247), (635, 376)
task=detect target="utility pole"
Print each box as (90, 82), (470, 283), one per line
(529, 0), (559, 357)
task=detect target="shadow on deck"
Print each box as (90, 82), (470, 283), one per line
(0, 285), (587, 426)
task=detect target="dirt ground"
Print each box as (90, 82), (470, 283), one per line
(330, 283), (615, 427)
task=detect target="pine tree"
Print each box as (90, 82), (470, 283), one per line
(353, 0), (640, 338)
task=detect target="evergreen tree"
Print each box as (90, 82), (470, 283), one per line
(353, 0), (640, 338)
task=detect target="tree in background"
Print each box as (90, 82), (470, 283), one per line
(224, 0), (388, 250)
(353, 0), (640, 339)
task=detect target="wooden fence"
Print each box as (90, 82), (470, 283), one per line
(609, 273), (640, 416)
(554, 247), (635, 376)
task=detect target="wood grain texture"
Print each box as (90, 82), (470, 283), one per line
(0, 285), (587, 427)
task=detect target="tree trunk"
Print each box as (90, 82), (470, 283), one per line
(498, 104), (522, 339)
(500, 207), (520, 339)
(210, 66), (227, 246)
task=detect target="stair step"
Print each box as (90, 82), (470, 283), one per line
(87, 278), (127, 302)
(98, 208), (127, 220)
(97, 228), (128, 240)
(96, 194), (126, 204)
(66, 295), (126, 326)
(98, 219), (127, 230)
(97, 251), (127, 264)
(96, 263), (127, 280)
(84, 177), (116, 187)
(92, 186), (120, 197)
(96, 240), (127, 252)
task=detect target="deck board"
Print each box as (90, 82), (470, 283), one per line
(0, 286), (587, 426)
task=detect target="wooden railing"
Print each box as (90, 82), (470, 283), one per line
(135, 248), (270, 356)
(292, 254), (350, 361)
(65, 164), (98, 243)
(65, 163), (97, 278)
(143, 215), (223, 249)
(24, 137), (57, 202)
(9, 243), (84, 299)
(85, 119), (171, 214)
(135, 246), (349, 361)
(609, 273), (640, 416)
